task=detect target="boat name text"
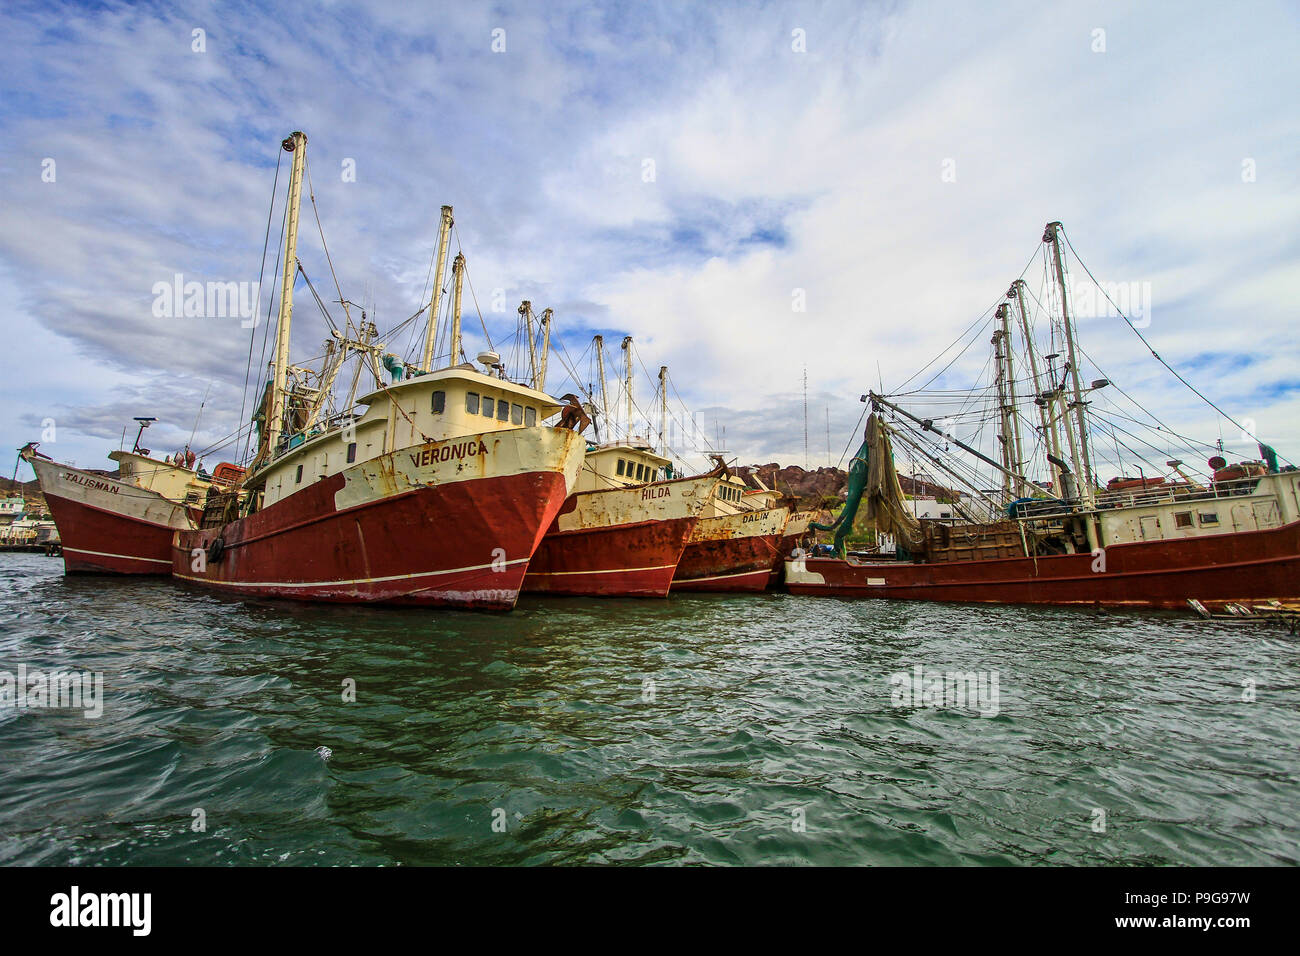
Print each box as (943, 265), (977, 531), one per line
(410, 440), (489, 468)
(63, 473), (119, 495)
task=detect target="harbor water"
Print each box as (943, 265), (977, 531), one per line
(1, 552), (1296, 866)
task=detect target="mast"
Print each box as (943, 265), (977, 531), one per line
(991, 325), (1013, 500)
(1049, 360), (1083, 503)
(1009, 280), (1064, 494)
(1044, 221), (1096, 501)
(593, 334), (609, 439)
(449, 252), (465, 366)
(521, 300), (536, 386)
(997, 303), (1026, 495)
(266, 130), (308, 460)
(658, 365), (668, 456)
(621, 335), (633, 439)
(419, 205), (453, 373)
(537, 308), (552, 390)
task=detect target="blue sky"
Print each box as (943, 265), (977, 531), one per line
(1, 0), (1297, 485)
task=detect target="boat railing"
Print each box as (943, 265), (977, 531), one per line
(1093, 475), (1264, 511)
(982, 475), (1274, 528)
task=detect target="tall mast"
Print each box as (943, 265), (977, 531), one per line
(1044, 221), (1096, 501)
(266, 130), (308, 460)
(621, 335), (633, 439)
(1009, 280), (1064, 494)
(537, 308), (552, 390)
(658, 365), (668, 456)
(1049, 357), (1083, 503)
(593, 334), (609, 439)
(449, 252), (465, 366)
(991, 325), (1013, 500)
(521, 300), (536, 386)
(419, 205), (453, 373)
(997, 303), (1025, 493)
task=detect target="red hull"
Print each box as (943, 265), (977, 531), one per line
(522, 515), (696, 597)
(786, 519), (1300, 609)
(672, 533), (782, 592)
(174, 470), (568, 610)
(43, 492), (175, 575)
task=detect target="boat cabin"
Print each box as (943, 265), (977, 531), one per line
(575, 440), (671, 493)
(702, 474), (776, 517)
(109, 450), (211, 507)
(253, 364), (564, 508)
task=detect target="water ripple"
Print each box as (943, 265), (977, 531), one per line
(0, 553), (1296, 865)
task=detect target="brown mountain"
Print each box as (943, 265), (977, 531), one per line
(734, 462), (959, 509)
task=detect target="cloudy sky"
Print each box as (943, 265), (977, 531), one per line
(1, 0), (1296, 486)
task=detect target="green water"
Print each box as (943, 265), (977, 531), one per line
(0, 553), (1296, 865)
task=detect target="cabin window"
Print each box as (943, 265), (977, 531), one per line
(466, 391), (480, 414)
(1198, 512), (1220, 526)
(295, 464), (303, 484)
(525, 407), (537, 426)
(511, 403), (523, 425)
(616, 459), (626, 476)
(347, 443), (357, 464)
(481, 397), (494, 418)
(636, 463), (645, 481)
(432, 390), (446, 414)
(497, 400), (509, 422)
(1174, 511), (1193, 529)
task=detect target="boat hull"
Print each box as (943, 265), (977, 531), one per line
(173, 426), (584, 610)
(784, 518), (1300, 609)
(523, 516), (696, 597)
(672, 507), (789, 592)
(25, 454), (191, 575)
(522, 473), (717, 597)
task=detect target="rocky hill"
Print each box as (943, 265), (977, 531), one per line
(734, 462), (959, 510)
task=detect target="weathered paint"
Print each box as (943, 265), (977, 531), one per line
(672, 506), (790, 592)
(175, 425), (585, 610)
(523, 473), (720, 597)
(24, 453), (193, 575)
(768, 509), (815, 587)
(784, 518), (1300, 608)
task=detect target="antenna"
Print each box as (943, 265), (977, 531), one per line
(825, 406), (831, 468)
(803, 366), (809, 469)
(188, 383), (212, 448)
(131, 417), (156, 454)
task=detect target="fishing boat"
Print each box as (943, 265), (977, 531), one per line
(672, 472), (792, 592)
(786, 221), (1300, 609)
(521, 335), (723, 597)
(522, 438), (723, 597)
(171, 132), (587, 610)
(18, 419), (231, 574)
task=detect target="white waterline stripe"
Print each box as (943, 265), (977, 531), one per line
(64, 547), (171, 566)
(678, 568), (768, 583)
(174, 556), (529, 589)
(527, 563), (676, 577)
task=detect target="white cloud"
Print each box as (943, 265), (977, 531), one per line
(0, 0), (1296, 481)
